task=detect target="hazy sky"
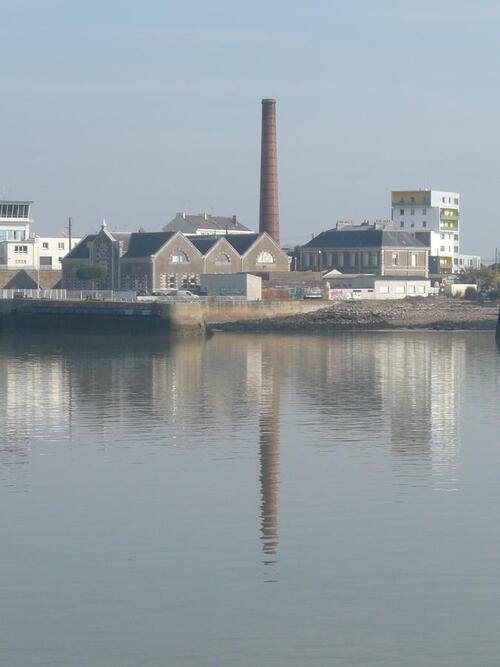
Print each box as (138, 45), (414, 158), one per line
(1, 0), (499, 256)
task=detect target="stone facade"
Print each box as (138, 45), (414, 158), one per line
(151, 234), (203, 291)
(241, 234), (289, 273)
(203, 238), (242, 274)
(62, 229), (290, 292)
(300, 228), (428, 279)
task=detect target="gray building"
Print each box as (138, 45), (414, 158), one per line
(163, 212), (252, 236)
(300, 224), (429, 278)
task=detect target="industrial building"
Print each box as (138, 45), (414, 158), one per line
(299, 223), (429, 278)
(61, 224), (289, 292)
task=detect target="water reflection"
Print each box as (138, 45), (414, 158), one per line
(257, 345), (281, 569)
(0, 331), (487, 558)
(1, 331), (499, 667)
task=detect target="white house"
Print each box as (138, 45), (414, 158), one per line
(324, 271), (431, 300)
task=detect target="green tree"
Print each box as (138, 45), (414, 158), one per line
(458, 265), (496, 291)
(76, 265), (107, 289)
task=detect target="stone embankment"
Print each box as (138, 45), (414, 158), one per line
(215, 298), (499, 333)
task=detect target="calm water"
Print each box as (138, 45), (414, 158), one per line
(1, 331), (499, 667)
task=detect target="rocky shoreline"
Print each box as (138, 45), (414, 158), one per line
(215, 297), (499, 333)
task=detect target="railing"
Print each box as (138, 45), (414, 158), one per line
(0, 289), (137, 302)
(0, 289), (252, 304)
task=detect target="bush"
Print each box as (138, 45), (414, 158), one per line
(464, 286), (478, 300)
(76, 265), (107, 282)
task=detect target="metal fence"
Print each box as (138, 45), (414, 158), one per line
(0, 289), (137, 302)
(0, 289), (252, 304)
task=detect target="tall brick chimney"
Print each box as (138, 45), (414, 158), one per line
(259, 98), (280, 244)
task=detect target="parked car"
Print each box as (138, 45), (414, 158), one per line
(154, 289), (200, 301)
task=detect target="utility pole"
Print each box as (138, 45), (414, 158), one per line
(68, 217), (73, 251)
(496, 246), (499, 290)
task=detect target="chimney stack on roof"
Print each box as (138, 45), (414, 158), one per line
(259, 98), (280, 245)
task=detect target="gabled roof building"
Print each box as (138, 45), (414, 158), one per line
(163, 212), (252, 236)
(300, 223), (429, 278)
(62, 228), (289, 292)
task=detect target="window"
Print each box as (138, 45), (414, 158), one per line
(408, 285), (416, 294)
(58, 242), (65, 250)
(422, 208), (427, 215)
(396, 285), (405, 294)
(411, 253), (417, 267)
(14, 245), (28, 253)
(400, 209), (404, 215)
(441, 234), (445, 239)
(400, 221), (404, 228)
(215, 253), (231, 265)
(454, 198), (459, 205)
(256, 251), (275, 264)
(379, 285), (389, 294)
(440, 246), (445, 252)
(410, 196), (415, 203)
(422, 221), (427, 228)
(442, 197), (445, 203)
(411, 223), (414, 228)
(42, 242), (49, 249)
(410, 208), (415, 215)
(392, 253), (399, 266)
(170, 250), (189, 263)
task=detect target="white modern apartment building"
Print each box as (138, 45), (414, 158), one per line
(0, 200), (80, 270)
(0, 200), (32, 241)
(391, 189), (460, 274)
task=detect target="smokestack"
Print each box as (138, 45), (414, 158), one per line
(259, 98), (280, 244)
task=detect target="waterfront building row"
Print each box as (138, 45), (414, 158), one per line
(62, 223), (289, 291)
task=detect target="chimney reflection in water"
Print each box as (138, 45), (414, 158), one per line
(258, 360), (280, 569)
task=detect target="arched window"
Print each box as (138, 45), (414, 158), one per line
(215, 253), (231, 265)
(170, 250), (189, 263)
(256, 251), (275, 264)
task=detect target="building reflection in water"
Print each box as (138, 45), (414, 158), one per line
(0, 330), (480, 563)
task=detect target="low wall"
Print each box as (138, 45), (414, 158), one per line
(202, 299), (328, 324)
(0, 269), (61, 289)
(0, 298), (206, 336)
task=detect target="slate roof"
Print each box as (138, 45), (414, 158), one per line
(188, 236), (221, 255)
(122, 232), (175, 259)
(304, 229), (427, 249)
(64, 235), (96, 259)
(110, 232), (131, 252)
(163, 213), (251, 234)
(223, 233), (261, 255)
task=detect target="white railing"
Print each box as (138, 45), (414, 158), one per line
(0, 289), (254, 304)
(0, 289), (137, 302)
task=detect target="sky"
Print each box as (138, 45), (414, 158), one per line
(1, 0), (499, 257)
